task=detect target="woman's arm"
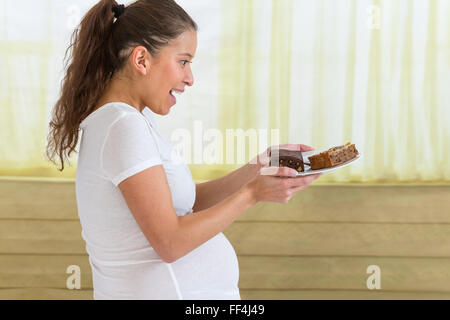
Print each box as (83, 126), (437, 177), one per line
(192, 162), (262, 212)
(118, 144), (319, 263)
(119, 159), (319, 263)
(192, 144), (314, 212)
(119, 164), (259, 263)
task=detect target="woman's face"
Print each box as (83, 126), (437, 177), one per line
(140, 29), (197, 115)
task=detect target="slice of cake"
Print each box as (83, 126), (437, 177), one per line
(308, 142), (359, 170)
(269, 148), (304, 172)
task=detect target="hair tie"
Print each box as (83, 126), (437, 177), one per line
(112, 4), (126, 19)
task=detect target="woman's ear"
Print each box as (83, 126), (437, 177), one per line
(131, 46), (150, 76)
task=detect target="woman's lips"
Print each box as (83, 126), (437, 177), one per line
(170, 93), (177, 104)
(169, 89), (183, 105)
(169, 91), (176, 104)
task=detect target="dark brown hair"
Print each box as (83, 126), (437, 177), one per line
(46, 0), (197, 171)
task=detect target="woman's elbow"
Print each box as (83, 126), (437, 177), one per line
(155, 240), (183, 264)
(159, 250), (178, 263)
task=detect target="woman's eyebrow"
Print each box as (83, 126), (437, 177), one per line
(178, 53), (193, 58)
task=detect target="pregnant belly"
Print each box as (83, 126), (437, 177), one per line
(170, 232), (240, 297)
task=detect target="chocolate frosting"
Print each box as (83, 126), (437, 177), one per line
(269, 148), (305, 172)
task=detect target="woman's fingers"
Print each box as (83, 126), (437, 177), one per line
(273, 144), (301, 151)
(289, 173), (322, 188)
(260, 166), (298, 177)
(248, 167), (322, 203)
(270, 144), (315, 152)
(299, 144), (315, 152)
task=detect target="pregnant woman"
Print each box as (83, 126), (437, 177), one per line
(46, 0), (321, 299)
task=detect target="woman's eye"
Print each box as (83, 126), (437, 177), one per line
(180, 60), (190, 66)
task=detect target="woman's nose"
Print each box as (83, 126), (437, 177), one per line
(184, 68), (194, 87)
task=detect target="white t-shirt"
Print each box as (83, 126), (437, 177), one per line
(75, 102), (240, 300)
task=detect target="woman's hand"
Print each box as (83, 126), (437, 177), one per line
(246, 167), (321, 204)
(247, 143), (322, 204)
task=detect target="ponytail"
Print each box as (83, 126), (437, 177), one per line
(46, 0), (197, 171)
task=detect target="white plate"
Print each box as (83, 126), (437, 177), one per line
(296, 148), (362, 176)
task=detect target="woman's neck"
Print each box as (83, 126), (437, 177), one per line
(95, 77), (144, 113)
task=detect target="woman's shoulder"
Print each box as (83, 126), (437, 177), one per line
(80, 102), (142, 129)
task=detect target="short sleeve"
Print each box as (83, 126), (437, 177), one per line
(101, 113), (163, 187)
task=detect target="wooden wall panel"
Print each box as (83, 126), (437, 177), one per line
(0, 255), (91, 289)
(1, 181), (449, 223)
(0, 180), (449, 300)
(2, 288), (450, 300)
(0, 288), (93, 300)
(239, 290), (450, 300)
(0, 181), (78, 220)
(224, 222), (450, 257)
(2, 220), (450, 258)
(238, 256), (450, 292)
(2, 255), (450, 294)
(243, 185), (450, 223)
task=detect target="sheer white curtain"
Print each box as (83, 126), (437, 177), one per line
(286, 0), (450, 182)
(0, 0), (221, 178)
(0, 0), (449, 182)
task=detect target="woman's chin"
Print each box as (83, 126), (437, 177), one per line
(163, 105), (172, 115)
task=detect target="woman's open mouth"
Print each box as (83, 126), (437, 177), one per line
(169, 89), (183, 104)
